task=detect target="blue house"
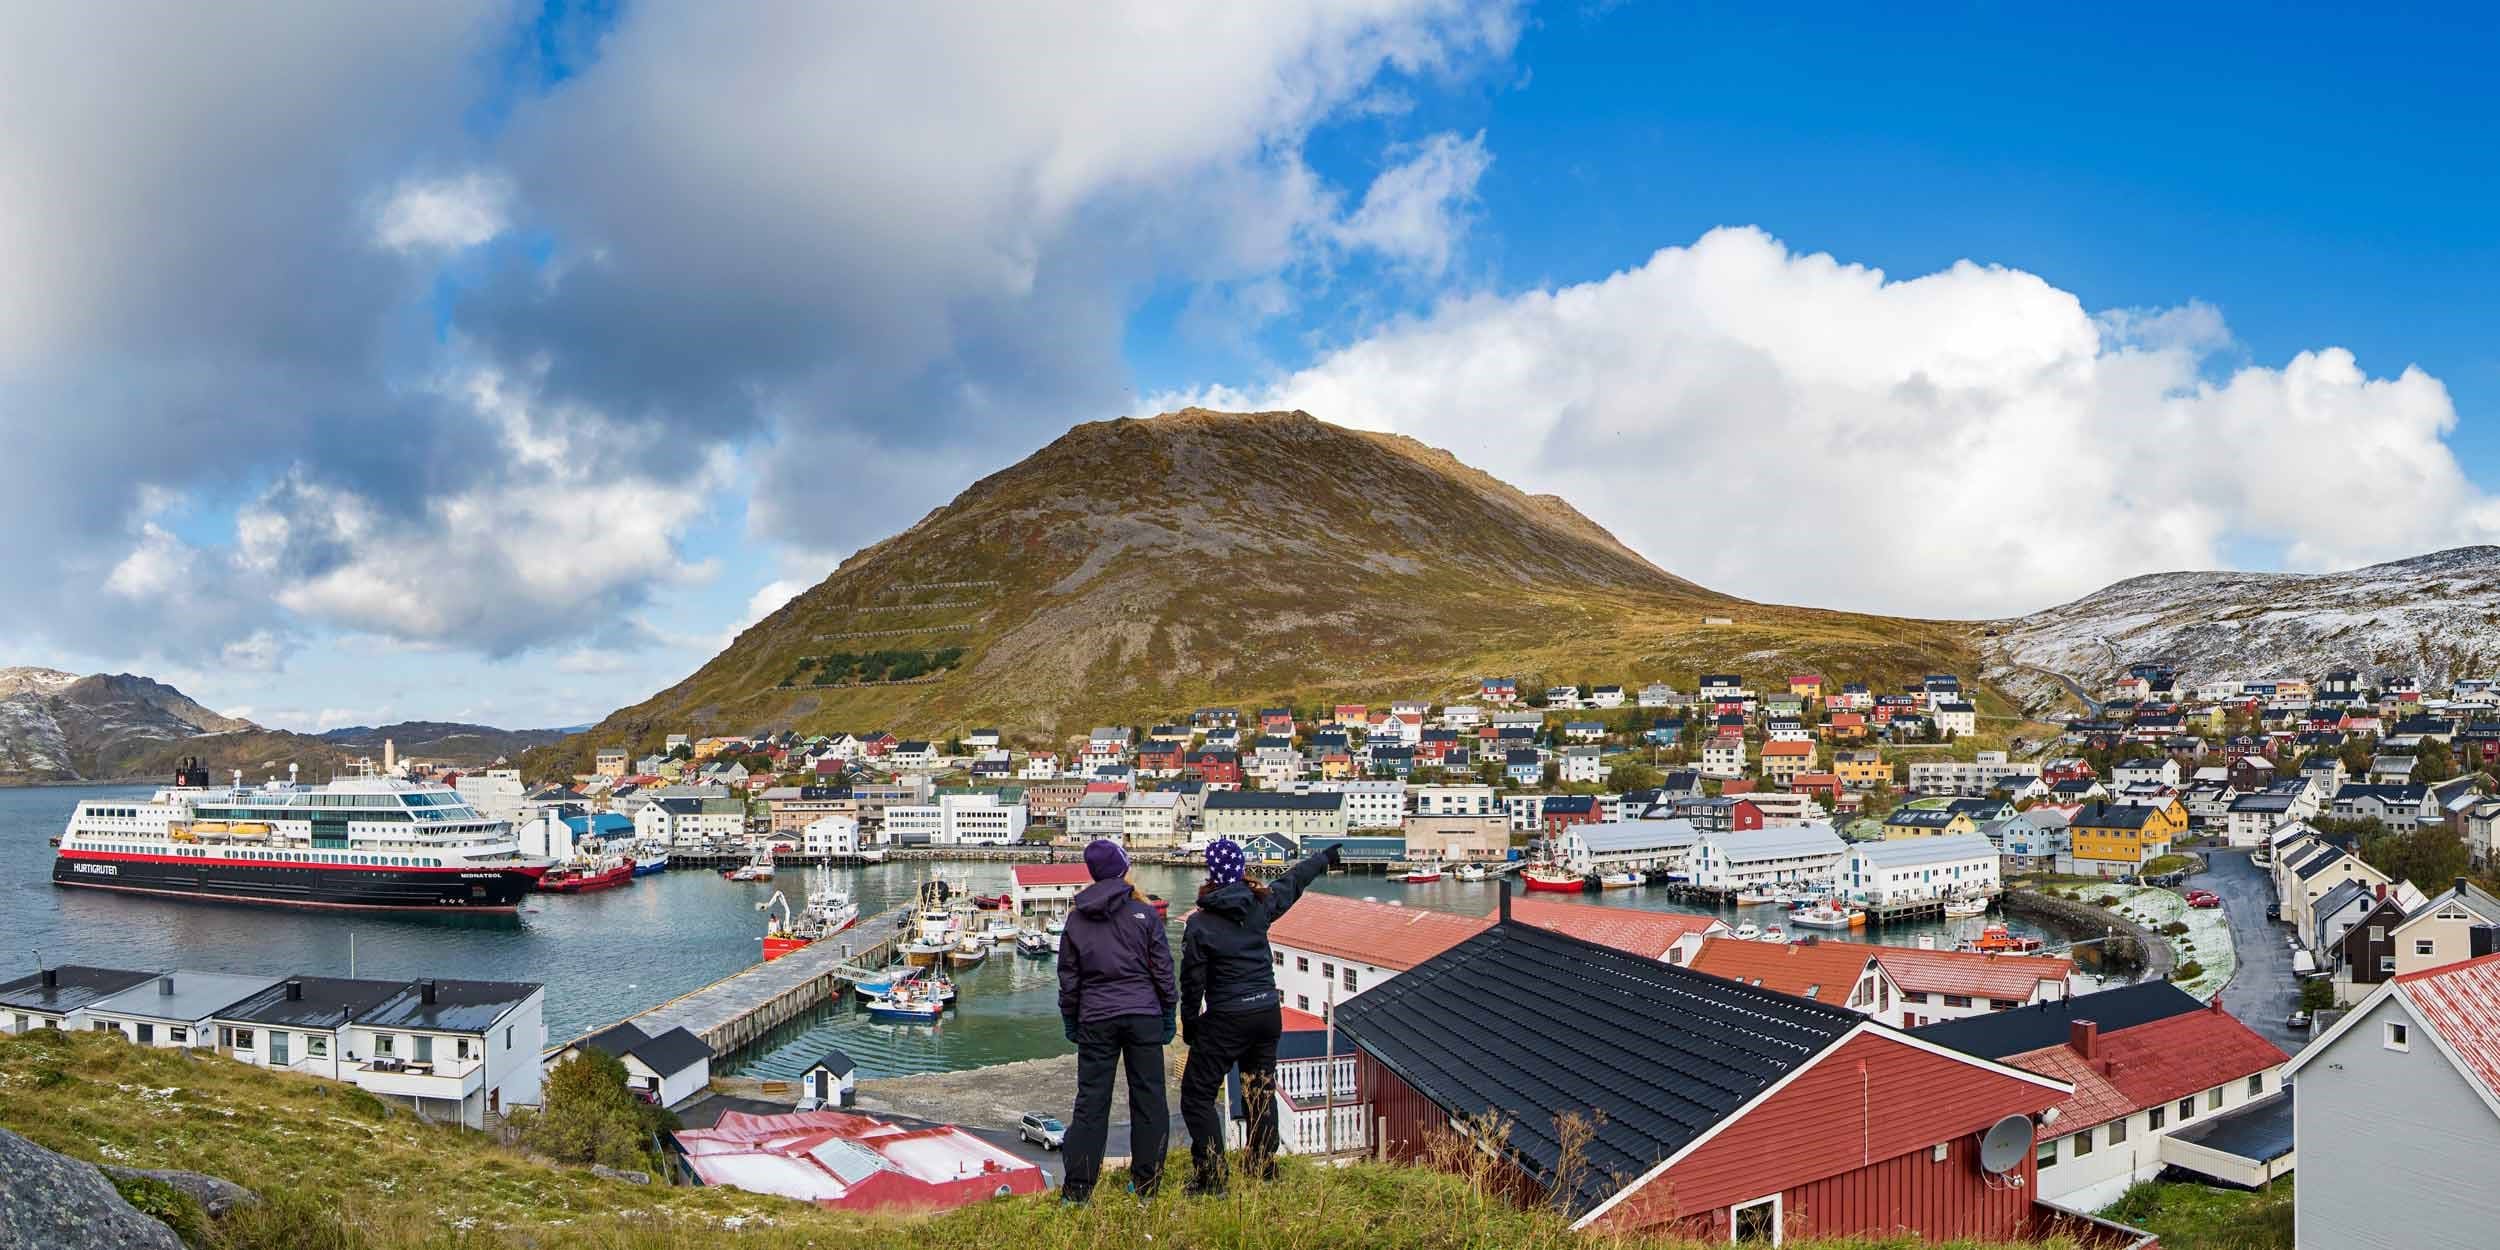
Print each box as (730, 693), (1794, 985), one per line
(1505, 748), (1544, 786)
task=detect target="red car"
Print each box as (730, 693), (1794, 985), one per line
(2186, 890), (2220, 909)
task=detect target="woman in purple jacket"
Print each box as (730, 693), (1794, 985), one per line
(1056, 838), (1176, 1203)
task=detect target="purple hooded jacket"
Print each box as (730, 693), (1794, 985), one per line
(1057, 877), (1177, 1025)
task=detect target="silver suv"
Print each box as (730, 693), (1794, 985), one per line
(1019, 1113), (1065, 1150)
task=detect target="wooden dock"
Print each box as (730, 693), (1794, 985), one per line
(578, 904), (915, 1060)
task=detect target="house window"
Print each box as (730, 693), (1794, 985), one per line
(308, 1036), (328, 1058)
(1321, 962), (1335, 981)
(2107, 1116), (2128, 1145)
(1296, 996), (1309, 1012)
(2148, 1106), (2166, 1131)
(2208, 1087), (2224, 1111)
(2247, 1073), (2263, 1097)
(2369, 925), (2385, 941)
(230, 1028), (252, 1050)
(1732, 1194), (1781, 1244)
(1343, 967), (1358, 994)
(1943, 994), (1973, 1008)
(2074, 1128), (2096, 1156)
(1901, 991), (1929, 1004)
(505, 1026), (514, 1049)
(457, 1037), (475, 1061)
(2379, 956), (2396, 975)
(1296, 957), (1310, 973)
(2177, 1097), (2195, 1121)
(376, 1033), (396, 1057)
(1273, 951), (1284, 967)
(2416, 939), (2436, 956)
(1990, 999), (2018, 1011)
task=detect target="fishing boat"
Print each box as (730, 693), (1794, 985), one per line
(1734, 887), (1779, 906)
(628, 842), (670, 876)
(1732, 922), (1762, 941)
(864, 986), (944, 1023)
(538, 849), (635, 893)
(1595, 871), (1643, 890)
(945, 935), (989, 969)
(1452, 863), (1489, 882)
(902, 907), (957, 967)
(1016, 930), (1054, 958)
(1398, 867), (1444, 884)
(1761, 925), (1787, 943)
(1943, 896), (1991, 919)
(760, 877), (861, 960)
(1957, 924), (2044, 954)
(1521, 862), (1586, 893)
(723, 849), (776, 882)
(1788, 900), (1860, 930)
(1044, 915), (1066, 937)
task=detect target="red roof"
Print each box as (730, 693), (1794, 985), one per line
(2003, 1001), (2287, 1132)
(2396, 950), (2500, 1103)
(1688, 936), (1880, 1006)
(1762, 740), (1814, 758)
(1872, 948), (2072, 1001)
(1279, 1006), (1330, 1032)
(1268, 892), (1493, 971)
(1509, 898), (1724, 959)
(1011, 863), (1094, 888)
(2001, 1042), (2137, 1133)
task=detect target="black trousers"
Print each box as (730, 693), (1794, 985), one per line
(1064, 1013), (1170, 1195)
(1180, 1006), (1284, 1181)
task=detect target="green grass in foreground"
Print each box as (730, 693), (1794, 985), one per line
(2102, 1180), (2292, 1250)
(5, 1028), (2100, 1249)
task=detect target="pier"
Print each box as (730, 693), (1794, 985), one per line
(571, 903), (915, 1061)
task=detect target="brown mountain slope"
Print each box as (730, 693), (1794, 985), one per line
(567, 410), (1985, 761)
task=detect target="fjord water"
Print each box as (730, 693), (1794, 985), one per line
(3, 784), (2049, 1079)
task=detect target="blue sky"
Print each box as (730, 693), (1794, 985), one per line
(3, 2), (2494, 732)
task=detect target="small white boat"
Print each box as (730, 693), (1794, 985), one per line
(1733, 922), (1762, 941)
(1399, 868), (1445, 883)
(1943, 897), (1991, 919)
(1734, 886), (1779, 905)
(865, 988), (943, 1023)
(1044, 916), (1066, 936)
(1596, 871), (1643, 891)
(1452, 863), (1489, 882)
(946, 937), (989, 969)
(1761, 925), (1787, 943)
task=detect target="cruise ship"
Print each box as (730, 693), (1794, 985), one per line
(51, 759), (547, 912)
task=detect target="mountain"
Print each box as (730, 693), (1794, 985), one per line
(1986, 546), (2500, 702)
(0, 671), (343, 785)
(565, 409), (1986, 764)
(317, 720), (577, 763)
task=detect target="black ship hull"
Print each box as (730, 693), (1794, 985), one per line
(52, 852), (542, 912)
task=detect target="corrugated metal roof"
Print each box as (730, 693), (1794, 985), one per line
(1566, 820), (1699, 852)
(359, 978), (540, 1032)
(1698, 824), (1847, 859)
(2395, 951), (2500, 1107)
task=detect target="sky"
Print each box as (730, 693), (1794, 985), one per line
(2, 1), (2495, 732)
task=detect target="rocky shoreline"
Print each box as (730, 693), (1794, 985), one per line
(2001, 888), (2171, 980)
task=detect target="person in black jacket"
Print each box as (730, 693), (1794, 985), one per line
(1176, 837), (1339, 1194)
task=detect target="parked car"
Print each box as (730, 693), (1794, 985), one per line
(2287, 1010), (2313, 1030)
(2188, 893), (2220, 909)
(1019, 1113), (1065, 1150)
(2266, 902), (2281, 921)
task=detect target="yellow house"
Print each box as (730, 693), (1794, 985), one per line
(2389, 882), (2500, 976)
(1319, 753), (1356, 780)
(1787, 674), (1826, 701)
(1833, 750), (1890, 791)
(2067, 801), (2187, 876)
(1881, 808), (1975, 839)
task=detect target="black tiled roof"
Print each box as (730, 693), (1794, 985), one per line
(806, 1047), (857, 1077)
(573, 1021), (652, 1058)
(628, 1025), (714, 1076)
(1334, 921), (1859, 1217)
(0, 965), (153, 1015)
(1204, 790), (1342, 812)
(1910, 981), (2203, 1059)
(360, 979), (540, 1032)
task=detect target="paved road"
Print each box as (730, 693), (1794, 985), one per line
(2017, 664), (2105, 718)
(2192, 848), (2303, 1052)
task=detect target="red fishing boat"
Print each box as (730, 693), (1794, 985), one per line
(1521, 862), (1586, 893)
(537, 852), (635, 893)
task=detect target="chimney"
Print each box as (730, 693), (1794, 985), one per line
(2068, 1018), (2099, 1061)
(158, 975), (174, 996)
(2458, 876), (2470, 897)
(285, 979), (303, 1001)
(2376, 883), (2388, 901)
(1497, 877), (1512, 923)
(38, 968), (57, 989)
(2209, 993), (2225, 1014)
(419, 979), (438, 1005)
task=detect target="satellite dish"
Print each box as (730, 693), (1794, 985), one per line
(1978, 1114), (2035, 1175)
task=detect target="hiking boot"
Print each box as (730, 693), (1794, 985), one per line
(1129, 1173), (1162, 1199)
(1185, 1171), (1228, 1198)
(1060, 1184), (1093, 1207)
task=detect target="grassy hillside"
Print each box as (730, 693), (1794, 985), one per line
(0, 1029), (2127, 1250)
(552, 410), (1987, 771)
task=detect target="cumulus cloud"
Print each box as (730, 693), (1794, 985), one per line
(1200, 226), (2496, 618)
(1331, 131), (1492, 275)
(374, 173), (512, 253)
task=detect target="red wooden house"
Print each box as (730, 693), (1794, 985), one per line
(1136, 742), (1183, 776)
(1184, 750), (1242, 784)
(1336, 913), (2125, 1245)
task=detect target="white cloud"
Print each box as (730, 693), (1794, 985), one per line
(374, 172), (511, 253)
(103, 522), (195, 598)
(742, 579), (805, 629)
(1206, 226), (2497, 618)
(1330, 131), (1490, 275)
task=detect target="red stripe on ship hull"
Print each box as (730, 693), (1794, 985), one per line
(58, 849), (547, 877)
(53, 880), (523, 913)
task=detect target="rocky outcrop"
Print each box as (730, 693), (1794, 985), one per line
(0, 1128), (184, 1250)
(101, 1165), (261, 1218)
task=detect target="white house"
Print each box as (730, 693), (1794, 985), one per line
(1904, 752), (2042, 797)
(0, 965), (157, 1034)
(1637, 683), (1680, 708)
(635, 796), (745, 848)
(85, 970), (283, 1050)
(1009, 863), (1094, 915)
(345, 978), (546, 1127)
(2113, 758), (2182, 789)
(1933, 702), (1977, 736)
(1686, 824), (1848, 892)
(1301, 779), (1407, 830)
(888, 740), (940, 771)
(798, 1047), (857, 1109)
(1589, 685), (1626, 709)
(1019, 751), (1061, 780)
(1558, 745), (1607, 785)
(939, 793), (1028, 846)
(1699, 738), (1746, 780)
(556, 1020), (715, 1110)
(1065, 792), (1127, 840)
(1411, 784), (1497, 816)
(801, 815), (861, 857)
(1842, 834), (2000, 907)
(1120, 791), (1185, 848)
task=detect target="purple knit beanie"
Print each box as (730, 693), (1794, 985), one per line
(1083, 838), (1130, 881)
(1205, 838), (1246, 887)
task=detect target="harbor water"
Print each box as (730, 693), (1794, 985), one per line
(3, 784), (2064, 1080)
